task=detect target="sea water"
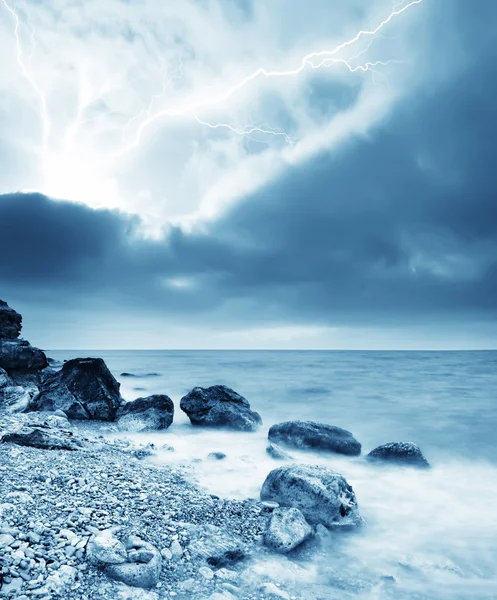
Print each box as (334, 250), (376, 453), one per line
(49, 350), (497, 599)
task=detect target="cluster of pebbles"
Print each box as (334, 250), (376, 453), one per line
(0, 413), (295, 600)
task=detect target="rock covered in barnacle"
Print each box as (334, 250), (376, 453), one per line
(180, 385), (262, 431)
(260, 464), (362, 528)
(367, 442), (430, 468)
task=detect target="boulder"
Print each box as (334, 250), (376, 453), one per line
(260, 464), (362, 528)
(268, 421), (361, 456)
(0, 339), (48, 372)
(1, 425), (84, 451)
(264, 507), (312, 553)
(367, 442), (430, 468)
(116, 394), (174, 431)
(104, 536), (162, 589)
(180, 385), (262, 431)
(266, 443), (292, 460)
(0, 384), (39, 413)
(0, 300), (22, 340)
(35, 357), (123, 420)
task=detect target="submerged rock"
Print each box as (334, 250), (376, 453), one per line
(0, 339), (48, 372)
(367, 442), (430, 468)
(266, 443), (292, 460)
(260, 464), (362, 528)
(35, 357), (123, 420)
(180, 385), (262, 431)
(0, 299), (22, 340)
(208, 452), (227, 460)
(116, 394), (174, 431)
(264, 507), (312, 553)
(268, 421), (361, 456)
(1, 425), (84, 451)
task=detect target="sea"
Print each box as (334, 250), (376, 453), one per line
(49, 349), (497, 599)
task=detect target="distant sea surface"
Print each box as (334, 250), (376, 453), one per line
(49, 350), (497, 599)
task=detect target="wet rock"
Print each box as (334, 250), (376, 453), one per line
(208, 452), (227, 460)
(180, 385), (262, 431)
(268, 421), (361, 456)
(264, 507), (312, 553)
(190, 524), (247, 568)
(104, 536), (162, 588)
(35, 357), (123, 420)
(1, 425), (84, 451)
(116, 394), (174, 432)
(0, 299), (22, 340)
(133, 443), (155, 460)
(367, 442), (430, 468)
(266, 443), (292, 460)
(0, 339), (48, 372)
(260, 464), (362, 527)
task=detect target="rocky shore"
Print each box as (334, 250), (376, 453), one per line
(0, 300), (431, 599)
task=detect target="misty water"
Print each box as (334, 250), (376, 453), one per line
(50, 350), (497, 599)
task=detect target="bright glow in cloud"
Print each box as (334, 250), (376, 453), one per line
(0, 0), (425, 233)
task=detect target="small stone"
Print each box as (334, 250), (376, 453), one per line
(160, 548), (172, 561)
(208, 452), (227, 460)
(0, 533), (15, 548)
(170, 540), (183, 559)
(199, 566), (214, 580)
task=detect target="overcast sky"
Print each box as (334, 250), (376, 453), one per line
(1, 0), (496, 350)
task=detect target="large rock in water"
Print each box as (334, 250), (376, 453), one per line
(0, 300), (22, 340)
(0, 339), (48, 372)
(264, 507), (312, 553)
(35, 358), (123, 420)
(180, 385), (262, 431)
(367, 442), (430, 468)
(260, 464), (362, 528)
(268, 421), (361, 456)
(116, 394), (174, 431)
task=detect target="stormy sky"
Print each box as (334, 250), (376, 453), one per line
(1, 0), (496, 349)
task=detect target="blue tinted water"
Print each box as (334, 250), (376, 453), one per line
(49, 350), (497, 599)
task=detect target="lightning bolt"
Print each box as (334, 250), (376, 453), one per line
(1, 0), (423, 207)
(117, 0), (423, 156)
(1, 0), (49, 154)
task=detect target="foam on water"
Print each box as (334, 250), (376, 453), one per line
(49, 349), (497, 598)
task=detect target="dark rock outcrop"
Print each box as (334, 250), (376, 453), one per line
(367, 442), (430, 468)
(1, 426), (83, 451)
(180, 385), (262, 431)
(0, 339), (48, 372)
(35, 358), (123, 421)
(0, 300), (22, 340)
(115, 394), (174, 431)
(264, 507), (312, 553)
(260, 464), (362, 528)
(268, 421), (361, 456)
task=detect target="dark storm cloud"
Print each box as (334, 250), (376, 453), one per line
(1, 1), (497, 327)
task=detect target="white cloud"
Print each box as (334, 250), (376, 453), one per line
(0, 0), (427, 232)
